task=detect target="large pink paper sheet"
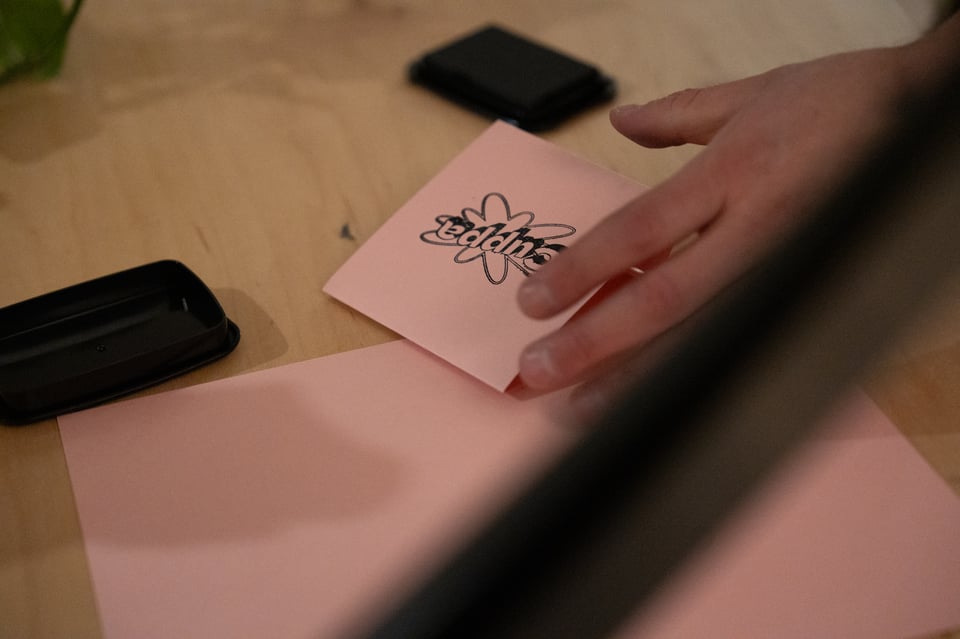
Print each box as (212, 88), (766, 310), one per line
(617, 395), (960, 639)
(323, 121), (647, 390)
(59, 341), (574, 639)
(59, 340), (960, 639)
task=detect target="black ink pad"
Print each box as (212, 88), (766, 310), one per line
(0, 260), (240, 424)
(410, 24), (616, 131)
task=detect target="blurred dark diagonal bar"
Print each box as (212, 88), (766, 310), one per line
(353, 58), (960, 639)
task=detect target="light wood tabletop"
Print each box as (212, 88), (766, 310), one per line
(2, 1), (957, 637)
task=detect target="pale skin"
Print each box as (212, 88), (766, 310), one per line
(517, 13), (960, 412)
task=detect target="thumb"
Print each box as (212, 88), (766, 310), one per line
(611, 73), (769, 148)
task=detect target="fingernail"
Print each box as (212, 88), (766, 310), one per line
(610, 103), (639, 114)
(610, 103), (642, 118)
(517, 281), (555, 317)
(519, 342), (557, 388)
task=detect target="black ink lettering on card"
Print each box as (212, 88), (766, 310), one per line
(419, 192), (576, 285)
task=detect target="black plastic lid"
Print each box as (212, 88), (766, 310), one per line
(0, 260), (240, 424)
(410, 25), (616, 131)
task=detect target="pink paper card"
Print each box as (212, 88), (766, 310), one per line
(59, 341), (576, 639)
(617, 395), (960, 639)
(323, 121), (647, 390)
(58, 340), (960, 639)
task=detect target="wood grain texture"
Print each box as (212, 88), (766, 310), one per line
(1, 1), (955, 637)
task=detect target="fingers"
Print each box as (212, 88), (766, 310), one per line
(517, 156), (723, 320)
(517, 75), (767, 321)
(565, 312), (698, 424)
(611, 73), (771, 148)
(518, 221), (745, 391)
(515, 70), (782, 392)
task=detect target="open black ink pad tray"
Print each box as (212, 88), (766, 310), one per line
(0, 260), (240, 424)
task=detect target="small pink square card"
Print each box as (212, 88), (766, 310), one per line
(324, 121), (646, 390)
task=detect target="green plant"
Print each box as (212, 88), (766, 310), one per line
(0, 0), (85, 84)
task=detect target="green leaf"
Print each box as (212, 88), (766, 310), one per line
(0, 0), (85, 84)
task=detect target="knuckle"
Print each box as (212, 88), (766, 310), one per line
(616, 208), (665, 260)
(666, 87), (704, 111)
(535, 246), (583, 297)
(633, 270), (685, 326)
(553, 325), (598, 373)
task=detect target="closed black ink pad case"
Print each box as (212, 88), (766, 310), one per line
(409, 24), (616, 131)
(0, 260), (240, 424)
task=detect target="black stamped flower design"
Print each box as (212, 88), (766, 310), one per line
(419, 192), (576, 285)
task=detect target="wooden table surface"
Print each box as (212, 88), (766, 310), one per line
(2, 1), (957, 637)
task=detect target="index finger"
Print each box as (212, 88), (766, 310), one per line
(517, 155), (725, 319)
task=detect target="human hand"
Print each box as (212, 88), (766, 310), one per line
(516, 30), (956, 409)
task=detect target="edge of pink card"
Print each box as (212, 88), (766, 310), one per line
(323, 121), (647, 390)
